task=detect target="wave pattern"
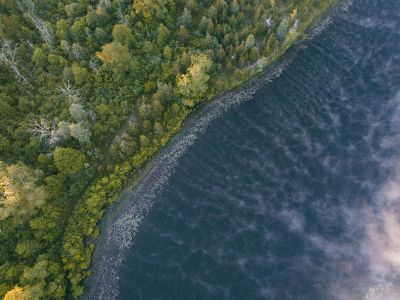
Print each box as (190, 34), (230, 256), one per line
(85, 0), (400, 299)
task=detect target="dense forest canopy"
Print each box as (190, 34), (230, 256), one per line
(0, 0), (335, 298)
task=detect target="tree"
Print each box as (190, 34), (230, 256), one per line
(204, 32), (218, 49)
(3, 286), (31, 300)
(112, 24), (133, 46)
(198, 16), (208, 34)
(0, 162), (47, 223)
(0, 40), (28, 83)
(32, 47), (47, 67)
(0, 134), (10, 155)
(30, 15), (54, 48)
(138, 101), (152, 119)
(71, 43), (85, 60)
(71, 64), (90, 86)
(133, 0), (174, 21)
(180, 7), (192, 27)
(178, 25), (188, 42)
(139, 135), (150, 147)
(277, 18), (289, 40)
(60, 82), (81, 103)
(30, 119), (63, 147)
(69, 123), (91, 144)
(15, 239), (42, 260)
(0, 93), (14, 118)
(70, 19), (86, 42)
(48, 54), (67, 75)
(55, 19), (69, 40)
(18, 258), (66, 299)
(154, 122), (163, 135)
(208, 5), (218, 19)
(231, 0), (239, 14)
(245, 34), (255, 50)
(53, 147), (86, 176)
(177, 54), (213, 106)
(69, 103), (87, 122)
(157, 23), (170, 46)
(96, 42), (135, 73)
(186, 0), (198, 11)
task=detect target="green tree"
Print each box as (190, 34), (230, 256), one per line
(71, 64), (90, 86)
(0, 135), (10, 156)
(53, 147), (86, 176)
(204, 32), (218, 49)
(139, 135), (150, 147)
(157, 23), (170, 46)
(70, 19), (86, 42)
(245, 34), (255, 50)
(55, 19), (69, 40)
(178, 25), (188, 42)
(198, 16), (208, 33)
(19, 258), (65, 299)
(0, 93), (14, 119)
(112, 24), (134, 46)
(32, 48), (47, 67)
(133, 0), (174, 21)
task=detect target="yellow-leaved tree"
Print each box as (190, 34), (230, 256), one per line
(177, 54), (213, 107)
(3, 286), (31, 300)
(0, 162), (47, 223)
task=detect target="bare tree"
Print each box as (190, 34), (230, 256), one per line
(0, 41), (16, 64)
(101, 0), (110, 6)
(0, 40), (29, 83)
(14, 0), (54, 49)
(89, 57), (99, 73)
(116, 0), (127, 25)
(88, 110), (97, 122)
(14, 0), (34, 12)
(117, 7), (127, 24)
(60, 82), (81, 103)
(30, 119), (61, 147)
(30, 15), (53, 49)
(26, 40), (35, 50)
(71, 43), (84, 61)
(97, 0), (110, 10)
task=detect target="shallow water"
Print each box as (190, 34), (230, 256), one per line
(93, 0), (400, 299)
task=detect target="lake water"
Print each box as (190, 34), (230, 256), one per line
(89, 0), (400, 299)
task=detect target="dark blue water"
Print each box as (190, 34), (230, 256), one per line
(116, 1), (400, 299)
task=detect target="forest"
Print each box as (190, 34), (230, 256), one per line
(0, 0), (335, 298)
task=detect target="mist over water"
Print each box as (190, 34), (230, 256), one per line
(88, 0), (400, 299)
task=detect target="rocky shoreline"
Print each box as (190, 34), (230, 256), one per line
(84, 1), (353, 299)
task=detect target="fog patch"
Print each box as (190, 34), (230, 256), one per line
(279, 208), (305, 232)
(361, 172), (400, 298)
(321, 163), (400, 300)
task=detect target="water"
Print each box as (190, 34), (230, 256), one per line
(91, 0), (400, 299)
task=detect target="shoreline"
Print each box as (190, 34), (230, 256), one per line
(84, 1), (353, 299)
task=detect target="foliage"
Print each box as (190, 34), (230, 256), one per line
(0, 162), (47, 223)
(53, 147), (86, 176)
(3, 286), (31, 300)
(0, 0), (337, 298)
(277, 18), (290, 40)
(177, 54), (213, 107)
